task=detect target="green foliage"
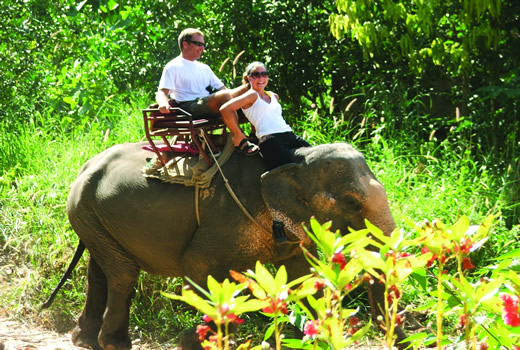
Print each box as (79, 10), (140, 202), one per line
(162, 216), (520, 349)
(1, 0), (519, 346)
(330, 0), (503, 77)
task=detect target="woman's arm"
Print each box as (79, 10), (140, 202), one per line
(219, 89), (257, 114)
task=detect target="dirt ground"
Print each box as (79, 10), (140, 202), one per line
(0, 316), (82, 350)
(0, 316), (385, 350)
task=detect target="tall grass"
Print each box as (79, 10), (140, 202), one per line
(0, 91), (518, 346)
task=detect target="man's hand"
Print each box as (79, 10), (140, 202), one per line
(156, 89), (171, 114)
(158, 105), (170, 114)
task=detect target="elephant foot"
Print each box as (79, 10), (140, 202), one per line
(104, 344), (132, 350)
(98, 332), (132, 350)
(178, 328), (203, 350)
(72, 325), (102, 350)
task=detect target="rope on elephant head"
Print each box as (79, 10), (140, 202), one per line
(200, 130), (272, 236)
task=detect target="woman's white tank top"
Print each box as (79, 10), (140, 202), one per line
(241, 91), (292, 138)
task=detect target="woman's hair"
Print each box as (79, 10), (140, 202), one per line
(242, 61), (265, 85)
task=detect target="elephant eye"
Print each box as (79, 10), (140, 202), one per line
(340, 195), (362, 212)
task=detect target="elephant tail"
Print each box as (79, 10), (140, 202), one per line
(41, 240), (85, 309)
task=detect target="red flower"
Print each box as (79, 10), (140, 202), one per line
(422, 247), (437, 267)
(202, 314), (212, 323)
(303, 320), (320, 337)
(226, 313), (245, 324)
(196, 325), (211, 342)
(462, 257), (475, 270)
(459, 313), (469, 327)
(387, 285), (401, 304)
(349, 316), (360, 326)
(262, 298), (288, 315)
(396, 252), (411, 259)
(454, 237), (474, 254)
(209, 334), (219, 343)
(500, 293), (520, 327)
(395, 314), (403, 326)
(314, 279), (325, 291)
(332, 252), (347, 269)
(262, 305), (274, 314)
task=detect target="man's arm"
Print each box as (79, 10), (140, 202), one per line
(156, 88), (171, 114)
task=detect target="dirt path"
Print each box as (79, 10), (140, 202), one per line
(0, 316), (386, 350)
(0, 317), (82, 350)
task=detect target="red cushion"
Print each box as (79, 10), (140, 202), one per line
(142, 143), (199, 155)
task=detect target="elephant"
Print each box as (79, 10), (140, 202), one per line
(43, 141), (410, 349)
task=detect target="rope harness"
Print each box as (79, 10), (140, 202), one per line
(196, 131), (272, 236)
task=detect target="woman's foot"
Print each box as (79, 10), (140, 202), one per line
(235, 138), (260, 156)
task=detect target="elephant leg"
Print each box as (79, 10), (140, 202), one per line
(97, 265), (139, 350)
(367, 280), (411, 350)
(72, 257), (107, 350)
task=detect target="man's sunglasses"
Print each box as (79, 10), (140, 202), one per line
(187, 40), (205, 47)
(249, 71), (269, 78)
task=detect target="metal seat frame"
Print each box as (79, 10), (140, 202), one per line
(142, 104), (226, 166)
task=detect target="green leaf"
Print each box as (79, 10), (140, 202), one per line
(274, 265), (288, 290)
(410, 269), (429, 291)
(495, 248), (520, 260)
(365, 219), (389, 244)
(348, 318), (371, 343)
(449, 215), (469, 241)
(289, 273), (313, 289)
(254, 261), (276, 294)
(281, 338), (314, 349)
(161, 290), (215, 316)
(233, 299), (269, 314)
(263, 323), (275, 341)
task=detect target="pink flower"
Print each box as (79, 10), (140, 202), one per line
(303, 320), (320, 337)
(196, 325), (211, 342)
(202, 314), (212, 323)
(332, 252), (347, 269)
(500, 293), (520, 327)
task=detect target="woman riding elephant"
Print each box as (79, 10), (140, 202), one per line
(220, 61), (311, 243)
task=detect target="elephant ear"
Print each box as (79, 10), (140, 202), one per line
(260, 163), (309, 224)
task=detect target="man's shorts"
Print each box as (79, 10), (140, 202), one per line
(178, 96), (220, 118)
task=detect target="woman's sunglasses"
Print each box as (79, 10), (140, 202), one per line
(249, 71), (269, 78)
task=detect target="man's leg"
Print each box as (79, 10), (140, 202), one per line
(208, 88), (258, 150)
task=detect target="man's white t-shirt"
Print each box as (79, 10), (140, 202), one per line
(158, 56), (224, 102)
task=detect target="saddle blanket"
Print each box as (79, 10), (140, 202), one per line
(141, 136), (234, 188)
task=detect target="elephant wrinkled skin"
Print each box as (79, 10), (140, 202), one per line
(50, 141), (408, 349)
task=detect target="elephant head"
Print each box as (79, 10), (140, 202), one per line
(260, 143), (409, 348)
(261, 143), (396, 239)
